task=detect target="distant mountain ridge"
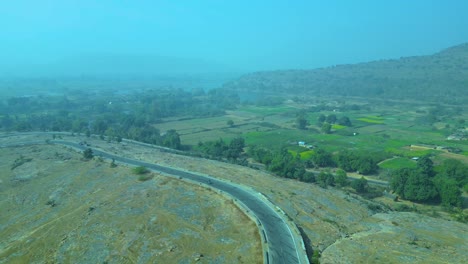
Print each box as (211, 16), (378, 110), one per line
(223, 43), (468, 103)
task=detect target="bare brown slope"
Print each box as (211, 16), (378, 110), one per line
(0, 144), (261, 263)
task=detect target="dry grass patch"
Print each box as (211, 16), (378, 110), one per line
(0, 144), (262, 264)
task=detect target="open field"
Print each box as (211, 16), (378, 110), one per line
(0, 144), (262, 263)
(356, 116), (385, 124)
(159, 100), (467, 166)
(379, 157), (418, 170)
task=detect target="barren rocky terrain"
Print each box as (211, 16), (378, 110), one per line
(0, 141), (261, 263)
(1, 132), (467, 263)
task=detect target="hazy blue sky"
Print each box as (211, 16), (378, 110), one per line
(1, 0), (468, 74)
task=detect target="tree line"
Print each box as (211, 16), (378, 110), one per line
(0, 88), (239, 150)
(391, 156), (467, 208)
(246, 145), (380, 193)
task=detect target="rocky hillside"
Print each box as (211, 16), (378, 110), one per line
(223, 43), (468, 104)
(0, 144), (261, 263)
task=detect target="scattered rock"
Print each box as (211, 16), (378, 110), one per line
(11, 155), (33, 170)
(47, 188), (64, 207)
(88, 206), (96, 214)
(193, 253), (204, 261)
(46, 199), (57, 207)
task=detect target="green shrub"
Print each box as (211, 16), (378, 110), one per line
(132, 166), (149, 175)
(138, 174), (153, 181)
(394, 204), (414, 212)
(83, 148), (93, 160)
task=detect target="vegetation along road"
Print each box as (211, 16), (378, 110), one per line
(1, 133), (309, 264)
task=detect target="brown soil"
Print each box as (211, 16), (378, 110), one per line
(0, 143), (262, 263)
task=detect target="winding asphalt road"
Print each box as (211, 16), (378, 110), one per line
(1, 136), (306, 264)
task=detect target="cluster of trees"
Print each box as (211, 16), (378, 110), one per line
(316, 114), (340, 125)
(248, 145), (371, 192)
(305, 148), (386, 175)
(290, 97), (364, 112)
(415, 104), (465, 130)
(248, 146), (368, 192)
(316, 114), (352, 134)
(333, 149), (385, 175)
(391, 156), (467, 207)
(0, 88), (240, 150)
(248, 146), (313, 181)
(295, 112), (352, 132)
(196, 137), (246, 163)
(315, 169), (350, 188)
(95, 121), (182, 149)
(248, 145), (385, 179)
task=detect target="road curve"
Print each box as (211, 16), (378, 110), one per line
(1, 135), (306, 264)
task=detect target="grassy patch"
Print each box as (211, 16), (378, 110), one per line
(288, 149), (298, 157)
(387, 148), (441, 158)
(288, 149), (314, 160)
(332, 124), (346, 130)
(299, 150), (315, 160)
(379, 157), (417, 170)
(357, 116), (385, 124)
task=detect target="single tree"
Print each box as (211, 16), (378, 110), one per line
(317, 114), (326, 124)
(226, 137), (245, 160)
(351, 177), (369, 193)
(162, 129), (181, 149)
(296, 115), (308, 130)
(83, 148), (93, 160)
(326, 114), (337, 124)
(317, 169), (334, 188)
(337, 116), (352, 126)
(321, 122), (332, 134)
(335, 169), (348, 186)
(300, 171), (316, 183)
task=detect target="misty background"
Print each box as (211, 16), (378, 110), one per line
(1, 0), (468, 78)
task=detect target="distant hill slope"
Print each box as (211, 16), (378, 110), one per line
(223, 43), (468, 103)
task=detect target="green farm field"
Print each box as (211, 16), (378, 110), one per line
(154, 99), (468, 167)
(379, 157), (418, 170)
